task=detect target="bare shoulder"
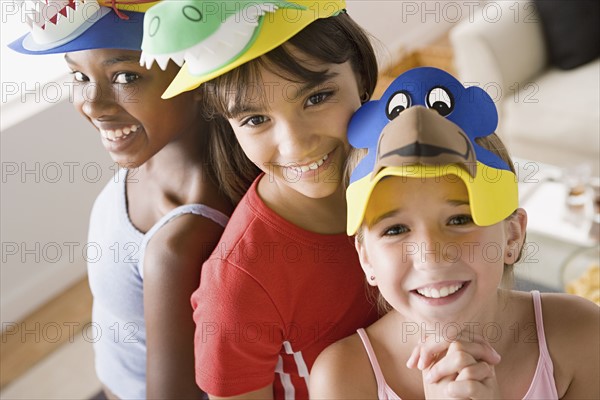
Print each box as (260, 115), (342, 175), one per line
(143, 212), (226, 279)
(540, 293), (600, 398)
(310, 333), (377, 399)
(540, 293), (599, 337)
(540, 293), (599, 352)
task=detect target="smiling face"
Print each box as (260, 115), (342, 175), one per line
(66, 49), (203, 167)
(226, 53), (362, 200)
(356, 176), (523, 326)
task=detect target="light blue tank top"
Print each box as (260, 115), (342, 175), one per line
(87, 168), (228, 399)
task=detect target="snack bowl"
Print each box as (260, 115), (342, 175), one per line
(561, 245), (600, 305)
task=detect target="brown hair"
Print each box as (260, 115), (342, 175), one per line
(353, 133), (526, 314)
(201, 12), (378, 203)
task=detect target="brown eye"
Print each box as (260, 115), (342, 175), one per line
(448, 215), (473, 226)
(72, 71), (87, 82)
(306, 92), (331, 106)
(114, 72), (139, 84)
(241, 115), (267, 127)
(383, 224), (409, 236)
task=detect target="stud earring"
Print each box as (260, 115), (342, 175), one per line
(508, 252), (513, 257)
(370, 275), (376, 281)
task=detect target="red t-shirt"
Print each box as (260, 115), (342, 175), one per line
(192, 176), (379, 398)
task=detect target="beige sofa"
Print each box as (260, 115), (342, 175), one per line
(450, 1), (599, 173)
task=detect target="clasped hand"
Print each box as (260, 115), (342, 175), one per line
(406, 333), (502, 399)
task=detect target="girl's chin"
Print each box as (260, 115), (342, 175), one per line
(285, 181), (341, 200)
(111, 157), (143, 169)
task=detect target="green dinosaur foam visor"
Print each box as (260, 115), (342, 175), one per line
(140, 0), (346, 98)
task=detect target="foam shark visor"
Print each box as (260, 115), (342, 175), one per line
(8, 0), (160, 54)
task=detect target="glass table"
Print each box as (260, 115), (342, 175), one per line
(512, 158), (599, 292)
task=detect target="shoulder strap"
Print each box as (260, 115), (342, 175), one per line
(531, 291), (554, 368)
(357, 328), (388, 399)
(522, 290), (560, 399)
(137, 204), (229, 278)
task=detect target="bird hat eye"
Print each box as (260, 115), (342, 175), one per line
(426, 86), (454, 116)
(386, 91), (411, 120)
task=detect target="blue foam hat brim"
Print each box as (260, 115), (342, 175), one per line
(8, 9), (144, 55)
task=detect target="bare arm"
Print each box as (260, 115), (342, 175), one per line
(144, 214), (225, 399)
(209, 384), (273, 400)
(310, 334), (377, 399)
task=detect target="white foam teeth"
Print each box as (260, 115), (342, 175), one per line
(140, 50), (186, 70)
(27, 0), (76, 27)
(140, 3), (281, 75)
(23, 0), (93, 45)
(155, 56), (170, 71)
(170, 52), (185, 67)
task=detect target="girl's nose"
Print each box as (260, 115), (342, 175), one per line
(78, 83), (119, 120)
(410, 231), (456, 270)
(276, 119), (318, 160)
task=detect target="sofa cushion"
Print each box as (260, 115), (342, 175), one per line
(499, 58), (600, 167)
(534, 0), (600, 70)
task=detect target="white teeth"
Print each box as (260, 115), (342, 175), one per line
(288, 153), (329, 174)
(417, 283), (463, 299)
(100, 125), (140, 141)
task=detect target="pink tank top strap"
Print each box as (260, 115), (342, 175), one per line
(357, 328), (389, 399)
(524, 290), (559, 399)
(531, 291), (553, 366)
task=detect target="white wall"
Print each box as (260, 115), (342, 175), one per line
(1, 95), (114, 326)
(348, 0), (483, 68)
(0, 1), (479, 325)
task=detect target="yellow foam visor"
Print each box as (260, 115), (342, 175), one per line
(346, 162), (518, 235)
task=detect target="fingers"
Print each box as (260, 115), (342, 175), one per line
(446, 376), (501, 400)
(408, 333), (501, 399)
(406, 341), (446, 370)
(455, 362), (495, 382)
(425, 344), (479, 383)
(407, 334), (501, 372)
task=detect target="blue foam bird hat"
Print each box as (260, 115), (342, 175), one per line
(346, 67), (518, 235)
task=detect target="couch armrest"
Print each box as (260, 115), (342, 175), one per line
(450, 1), (547, 95)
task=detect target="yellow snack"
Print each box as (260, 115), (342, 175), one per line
(566, 265), (600, 305)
